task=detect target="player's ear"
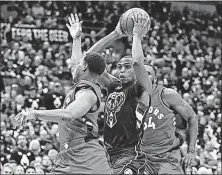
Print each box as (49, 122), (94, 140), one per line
(154, 77), (157, 84)
(83, 64), (88, 71)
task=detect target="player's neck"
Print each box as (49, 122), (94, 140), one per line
(81, 74), (98, 84)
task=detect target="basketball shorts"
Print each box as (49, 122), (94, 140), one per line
(51, 139), (113, 174)
(145, 148), (184, 174)
(108, 146), (156, 174)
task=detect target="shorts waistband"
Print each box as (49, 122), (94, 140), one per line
(107, 146), (138, 156)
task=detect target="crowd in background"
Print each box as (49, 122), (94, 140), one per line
(0, 1), (221, 174)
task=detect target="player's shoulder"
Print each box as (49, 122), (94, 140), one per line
(162, 87), (180, 99)
(75, 85), (97, 101)
(75, 82), (94, 91)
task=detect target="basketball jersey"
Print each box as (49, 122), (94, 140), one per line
(58, 80), (101, 151)
(141, 85), (180, 155)
(104, 81), (144, 150)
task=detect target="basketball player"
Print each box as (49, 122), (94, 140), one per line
(12, 15), (112, 174)
(141, 64), (198, 174)
(70, 13), (156, 174)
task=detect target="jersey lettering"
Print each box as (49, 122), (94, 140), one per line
(135, 103), (148, 130)
(147, 117), (156, 129)
(105, 92), (126, 128)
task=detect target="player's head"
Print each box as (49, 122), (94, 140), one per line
(117, 56), (136, 85)
(144, 64), (157, 85)
(75, 52), (106, 81)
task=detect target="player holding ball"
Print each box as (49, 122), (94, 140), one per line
(69, 8), (157, 175)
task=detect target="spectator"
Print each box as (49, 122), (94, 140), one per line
(48, 149), (58, 163)
(42, 82), (65, 110)
(14, 164), (25, 174)
(41, 155), (52, 173)
(25, 166), (36, 174)
(1, 163), (13, 174)
(29, 139), (41, 156)
(24, 86), (43, 110)
(10, 134), (35, 167)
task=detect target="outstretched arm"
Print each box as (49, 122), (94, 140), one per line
(66, 14), (83, 80)
(86, 21), (123, 54)
(163, 88), (198, 167)
(86, 20), (125, 88)
(12, 89), (97, 126)
(132, 14), (152, 94)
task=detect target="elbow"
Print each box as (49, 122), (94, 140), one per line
(133, 57), (143, 65)
(61, 109), (73, 122)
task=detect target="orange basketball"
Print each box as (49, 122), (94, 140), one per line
(120, 8), (151, 36)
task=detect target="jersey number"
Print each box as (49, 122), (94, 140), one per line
(147, 117), (156, 129)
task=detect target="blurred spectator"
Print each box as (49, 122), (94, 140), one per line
(24, 86), (43, 110)
(10, 134), (35, 167)
(25, 166), (36, 174)
(14, 164), (25, 174)
(42, 81), (65, 110)
(29, 139), (41, 156)
(1, 163), (14, 174)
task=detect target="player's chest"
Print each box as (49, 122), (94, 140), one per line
(144, 105), (175, 130)
(104, 91), (136, 128)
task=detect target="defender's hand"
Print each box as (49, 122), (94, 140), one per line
(12, 110), (35, 129)
(115, 14), (127, 38)
(66, 13), (83, 39)
(132, 13), (147, 38)
(183, 152), (195, 168)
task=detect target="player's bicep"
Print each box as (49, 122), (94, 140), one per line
(164, 89), (195, 121)
(66, 90), (97, 119)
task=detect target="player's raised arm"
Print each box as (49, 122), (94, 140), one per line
(86, 19), (124, 54)
(131, 14), (152, 94)
(162, 88), (198, 167)
(86, 20), (125, 89)
(66, 13), (83, 80)
(12, 89), (97, 126)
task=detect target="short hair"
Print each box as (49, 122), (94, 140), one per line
(25, 166), (36, 173)
(120, 55), (132, 61)
(84, 52), (106, 75)
(146, 64), (157, 76)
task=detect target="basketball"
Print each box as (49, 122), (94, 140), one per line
(120, 8), (151, 36)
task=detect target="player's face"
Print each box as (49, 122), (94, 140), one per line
(144, 65), (156, 84)
(117, 57), (135, 85)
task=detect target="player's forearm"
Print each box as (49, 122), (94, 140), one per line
(132, 35), (152, 93)
(132, 34), (144, 64)
(86, 31), (120, 54)
(70, 36), (82, 66)
(32, 109), (73, 123)
(187, 114), (198, 152)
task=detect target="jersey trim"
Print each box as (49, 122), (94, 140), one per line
(159, 87), (173, 112)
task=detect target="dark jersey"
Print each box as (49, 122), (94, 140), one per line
(104, 81), (145, 150)
(58, 80), (101, 151)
